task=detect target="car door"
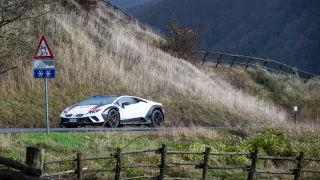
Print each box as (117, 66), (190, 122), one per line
(116, 97), (140, 120)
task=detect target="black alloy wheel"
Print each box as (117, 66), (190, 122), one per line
(150, 110), (164, 127)
(104, 109), (120, 128)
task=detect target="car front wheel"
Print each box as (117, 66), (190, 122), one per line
(150, 110), (164, 127)
(103, 109), (120, 128)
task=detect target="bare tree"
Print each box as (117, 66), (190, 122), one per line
(161, 19), (204, 61)
(0, 0), (55, 28)
(61, 0), (98, 13)
(0, 0), (57, 75)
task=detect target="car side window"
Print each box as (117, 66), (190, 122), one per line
(134, 98), (147, 103)
(116, 97), (136, 106)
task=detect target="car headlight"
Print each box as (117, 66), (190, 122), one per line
(89, 109), (101, 113)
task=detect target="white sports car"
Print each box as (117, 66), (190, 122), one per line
(60, 95), (164, 128)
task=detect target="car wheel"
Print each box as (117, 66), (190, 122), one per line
(150, 110), (164, 127)
(104, 109), (120, 128)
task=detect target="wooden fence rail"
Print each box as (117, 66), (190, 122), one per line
(1, 145), (320, 180)
(198, 51), (320, 82)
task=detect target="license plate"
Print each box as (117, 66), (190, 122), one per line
(69, 119), (77, 122)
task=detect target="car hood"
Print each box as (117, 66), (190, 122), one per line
(66, 105), (101, 115)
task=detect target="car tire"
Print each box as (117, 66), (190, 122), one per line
(150, 110), (164, 127)
(103, 109), (120, 128)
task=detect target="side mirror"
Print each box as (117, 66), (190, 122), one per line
(121, 102), (130, 108)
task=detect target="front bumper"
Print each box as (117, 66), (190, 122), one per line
(60, 117), (103, 127)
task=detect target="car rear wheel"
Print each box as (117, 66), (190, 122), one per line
(150, 110), (164, 127)
(103, 109), (120, 128)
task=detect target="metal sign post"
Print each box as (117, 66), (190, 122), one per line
(45, 79), (49, 133)
(33, 35), (55, 133)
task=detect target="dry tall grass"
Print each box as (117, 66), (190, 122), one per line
(0, 2), (288, 128)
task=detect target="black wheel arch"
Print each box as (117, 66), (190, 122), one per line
(102, 106), (120, 120)
(145, 105), (164, 120)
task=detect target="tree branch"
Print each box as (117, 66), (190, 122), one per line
(1, 67), (18, 74)
(0, 0), (57, 28)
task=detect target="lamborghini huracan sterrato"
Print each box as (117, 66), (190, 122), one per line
(60, 95), (164, 128)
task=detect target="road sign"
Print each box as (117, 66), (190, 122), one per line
(34, 60), (55, 69)
(34, 69), (55, 78)
(33, 60), (55, 78)
(33, 35), (56, 134)
(34, 35), (54, 59)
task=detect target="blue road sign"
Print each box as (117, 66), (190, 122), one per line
(34, 69), (55, 78)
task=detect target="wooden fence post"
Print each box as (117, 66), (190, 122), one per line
(294, 152), (304, 180)
(158, 144), (167, 180)
(202, 147), (211, 180)
(230, 56), (238, 68)
(115, 148), (122, 180)
(215, 54), (223, 67)
(263, 60), (268, 67)
(247, 149), (259, 180)
(245, 58), (252, 70)
(305, 74), (312, 82)
(76, 152), (82, 180)
(26, 147), (45, 172)
(202, 51), (209, 65)
(292, 68), (300, 78)
(278, 64), (283, 73)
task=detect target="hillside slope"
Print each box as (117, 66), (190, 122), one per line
(0, 1), (302, 129)
(130, 0), (320, 75)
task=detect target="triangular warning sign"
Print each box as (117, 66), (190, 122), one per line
(34, 35), (55, 59)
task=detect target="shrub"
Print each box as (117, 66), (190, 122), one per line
(245, 128), (301, 157)
(160, 19), (203, 61)
(62, 0), (98, 12)
(76, 0), (97, 12)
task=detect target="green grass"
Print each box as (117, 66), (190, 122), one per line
(0, 129), (319, 179)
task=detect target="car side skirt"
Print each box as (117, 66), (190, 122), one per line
(120, 118), (151, 125)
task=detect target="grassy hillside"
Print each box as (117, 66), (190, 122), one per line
(0, 1), (296, 129)
(1, 1), (319, 130)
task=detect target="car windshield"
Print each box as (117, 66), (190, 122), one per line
(76, 96), (118, 106)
